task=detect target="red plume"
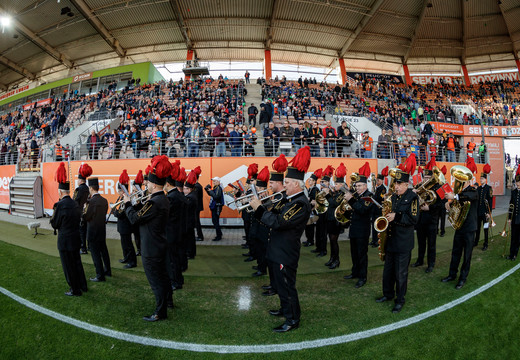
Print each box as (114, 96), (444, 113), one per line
(358, 161), (371, 177)
(55, 162), (67, 184)
(335, 163), (347, 178)
(313, 168), (323, 179)
(134, 170), (144, 185)
(417, 166), (424, 174)
(177, 167), (187, 183)
(483, 163), (491, 175)
(323, 165), (335, 178)
(171, 160), (181, 180)
(397, 163), (406, 171)
(441, 165), (447, 175)
(193, 166), (202, 177)
(119, 169), (129, 185)
(465, 156), (478, 174)
(405, 153), (417, 175)
(257, 166), (270, 183)
(247, 163), (259, 179)
(425, 157), (436, 171)
(145, 165), (152, 175)
(289, 146), (311, 173)
(186, 170), (197, 185)
(516, 166), (520, 177)
(78, 163), (93, 178)
(151, 155), (172, 179)
(272, 154), (289, 173)
(381, 166), (389, 177)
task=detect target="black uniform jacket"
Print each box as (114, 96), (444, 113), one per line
(348, 189), (374, 238)
(417, 183), (442, 229)
(477, 183), (493, 217)
(125, 191), (169, 257)
(455, 185), (478, 233)
(83, 193), (108, 243)
(194, 182), (204, 212)
(373, 184), (387, 216)
(255, 191), (311, 269)
(166, 188), (186, 245)
(113, 200), (132, 235)
(185, 191), (198, 229)
(509, 188), (520, 225)
(73, 183), (89, 209)
(50, 195), (81, 251)
(386, 189), (420, 253)
(326, 190), (344, 222)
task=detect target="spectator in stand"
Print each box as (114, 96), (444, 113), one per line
(259, 106), (270, 129)
(466, 137), (476, 158)
(30, 138), (39, 168)
(322, 120), (337, 157)
(248, 103), (258, 127)
(308, 121), (322, 157)
(361, 131), (373, 159)
(245, 71), (250, 84)
(186, 122), (202, 157)
(212, 120), (229, 157)
(1, 141), (7, 166)
(454, 137), (461, 162)
(8, 140), (18, 165)
(243, 125), (257, 156)
(418, 132), (428, 164)
(446, 133), (456, 162)
(129, 125), (141, 158)
(478, 140), (487, 164)
(293, 122), (308, 152)
(175, 128), (186, 157)
(87, 130), (101, 160)
(337, 121), (349, 157)
(229, 124), (243, 157)
(263, 121), (279, 157)
(54, 139), (63, 162)
(200, 127), (214, 157)
(279, 120), (294, 155)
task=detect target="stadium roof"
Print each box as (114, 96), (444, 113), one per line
(1, 0), (520, 91)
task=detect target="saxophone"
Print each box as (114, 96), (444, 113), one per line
(447, 165), (473, 230)
(375, 167), (398, 261)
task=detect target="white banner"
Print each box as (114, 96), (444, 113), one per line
(469, 72), (519, 84)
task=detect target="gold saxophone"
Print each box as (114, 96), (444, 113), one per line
(447, 165), (474, 230)
(415, 166), (446, 206)
(375, 167), (398, 261)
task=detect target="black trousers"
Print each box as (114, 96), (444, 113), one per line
(315, 215), (327, 253)
(327, 220), (341, 261)
(133, 228), (141, 251)
(248, 115), (256, 128)
(382, 251), (411, 304)
(272, 263), (300, 324)
(267, 260), (276, 289)
(254, 236), (268, 273)
(304, 224), (315, 244)
(186, 228), (196, 259)
(211, 207), (222, 239)
(371, 210), (382, 244)
(438, 208), (446, 233)
(166, 243), (184, 288)
(120, 233), (137, 266)
(475, 215), (489, 247)
(416, 226), (437, 267)
(59, 250), (86, 294)
(196, 211), (204, 240)
(79, 224), (87, 251)
(142, 255), (170, 318)
(89, 240), (111, 280)
(448, 230), (476, 281)
(181, 231), (189, 272)
(350, 237), (369, 280)
(509, 223), (520, 258)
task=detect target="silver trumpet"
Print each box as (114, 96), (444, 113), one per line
(237, 190), (286, 212)
(225, 189), (269, 208)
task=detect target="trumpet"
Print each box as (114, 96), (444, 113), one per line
(110, 190), (144, 210)
(236, 190), (285, 212)
(225, 189), (269, 208)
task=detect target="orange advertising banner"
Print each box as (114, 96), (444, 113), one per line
(431, 121), (520, 138)
(0, 165), (16, 208)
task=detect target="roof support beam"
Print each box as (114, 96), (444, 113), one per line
(0, 55), (36, 80)
(497, 1), (519, 57)
(266, 0), (279, 49)
(169, 0), (192, 50)
(461, 0), (467, 64)
(338, 0), (386, 58)
(403, 0), (430, 64)
(70, 0), (126, 57)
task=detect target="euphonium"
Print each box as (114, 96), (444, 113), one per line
(447, 165), (473, 230)
(315, 189), (329, 214)
(334, 197), (353, 224)
(415, 166), (446, 206)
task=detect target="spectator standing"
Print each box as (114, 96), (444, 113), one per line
(467, 137), (476, 158)
(200, 128), (214, 157)
(308, 121), (322, 157)
(212, 120), (229, 157)
(186, 122), (201, 157)
(229, 124), (243, 157)
(322, 120), (337, 157)
(129, 125), (141, 158)
(446, 134), (455, 162)
(263, 122), (280, 157)
(243, 125), (257, 156)
(245, 71), (250, 84)
(293, 123), (308, 152)
(248, 103), (258, 127)
(86, 130), (101, 160)
(361, 131), (373, 158)
(279, 121), (294, 155)
(478, 140), (487, 164)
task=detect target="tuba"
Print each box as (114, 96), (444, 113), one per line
(375, 167), (398, 261)
(415, 166), (446, 206)
(447, 165), (473, 230)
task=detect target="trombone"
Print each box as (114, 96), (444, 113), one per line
(236, 190), (286, 212)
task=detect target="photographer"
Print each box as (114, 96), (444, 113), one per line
(205, 177), (224, 241)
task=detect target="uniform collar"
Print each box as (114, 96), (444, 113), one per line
(287, 191), (304, 201)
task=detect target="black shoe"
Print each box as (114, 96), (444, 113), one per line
(343, 274), (354, 280)
(105, 272), (112, 277)
(328, 260), (340, 269)
(252, 270), (266, 277)
(172, 285), (183, 291)
(392, 304), (403, 313)
(310, 249), (319, 253)
(425, 267), (434, 273)
(80, 249), (88, 255)
(212, 237), (222, 242)
(244, 256), (255, 262)
(355, 279), (366, 288)
(316, 252), (327, 258)
(324, 258), (333, 266)
(124, 263), (136, 269)
(482, 245), (488, 251)
(119, 258), (128, 264)
(376, 296), (390, 303)
(252, 265), (258, 270)
(89, 277), (105, 282)
(143, 314), (165, 322)
(439, 232), (445, 237)
(303, 242), (314, 247)
(262, 285), (272, 290)
(269, 309), (283, 317)
(65, 290), (81, 297)
(455, 280), (465, 289)
(273, 322), (299, 333)
(136, 250), (141, 256)
(242, 252), (251, 257)
(507, 255), (517, 261)
(442, 276), (456, 282)
(411, 262), (423, 268)
(262, 289), (277, 296)
(196, 237), (204, 242)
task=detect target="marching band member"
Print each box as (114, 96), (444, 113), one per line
(176, 168), (189, 271)
(250, 166), (270, 275)
(132, 169), (145, 256)
(344, 162), (374, 288)
(114, 169), (137, 269)
(193, 166), (205, 242)
(205, 176), (224, 241)
(370, 167), (388, 248)
(185, 170), (199, 259)
(438, 165), (448, 237)
(324, 164), (347, 270)
(313, 165), (334, 258)
(475, 164), (493, 250)
(83, 176), (111, 282)
(124, 155), (172, 321)
(507, 167), (520, 260)
(250, 146), (312, 332)
(73, 163), (92, 255)
(242, 163), (258, 252)
(51, 162), (87, 296)
(303, 168), (322, 248)
(376, 166), (419, 313)
(412, 158), (442, 273)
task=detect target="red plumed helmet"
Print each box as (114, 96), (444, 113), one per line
(151, 155), (172, 179)
(323, 165), (335, 178)
(272, 154), (289, 173)
(335, 163), (347, 178)
(134, 170), (144, 185)
(441, 165), (447, 175)
(425, 157), (437, 171)
(145, 165), (152, 175)
(78, 163), (93, 178)
(358, 162), (371, 177)
(257, 166), (270, 183)
(55, 162), (67, 183)
(289, 146), (311, 173)
(193, 166), (202, 178)
(247, 163), (259, 179)
(483, 163), (491, 174)
(381, 166), (389, 177)
(186, 170), (197, 185)
(177, 167), (187, 183)
(171, 160), (181, 180)
(119, 169), (129, 185)
(465, 156), (478, 174)
(405, 153), (417, 175)
(313, 168), (323, 179)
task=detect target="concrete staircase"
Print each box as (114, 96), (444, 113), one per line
(244, 83), (266, 155)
